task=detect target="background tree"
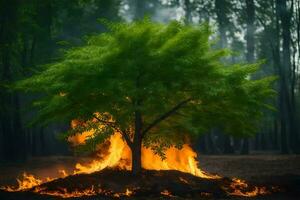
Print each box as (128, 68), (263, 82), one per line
(241, 0), (255, 154)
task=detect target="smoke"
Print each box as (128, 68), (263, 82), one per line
(152, 4), (185, 23)
(119, 0), (185, 23)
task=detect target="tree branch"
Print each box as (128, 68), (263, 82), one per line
(141, 98), (192, 137)
(120, 128), (133, 148)
(92, 114), (133, 147)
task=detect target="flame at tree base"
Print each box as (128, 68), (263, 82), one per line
(1, 132), (272, 198)
(72, 132), (218, 179)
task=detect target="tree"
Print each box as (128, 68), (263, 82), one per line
(241, 0), (255, 155)
(0, 0), (27, 161)
(278, 0), (299, 153)
(214, 0), (236, 153)
(15, 19), (276, 174)
(275, 0), (291, 154)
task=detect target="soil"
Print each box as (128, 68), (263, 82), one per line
(0, 154), (299, 200)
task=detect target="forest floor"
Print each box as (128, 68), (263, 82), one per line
(0, 154), (299, 199)
(198, 154), (300, 183)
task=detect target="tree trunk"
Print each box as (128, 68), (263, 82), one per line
(207, 129), (219, 154)
(223, 135), (234, 154)
(133, 0), (146, 20)
(275, 0), (289, 154)
(279, 89), (289, 153)
(184, 0), (192, 24)
(131, 136), (142, 175)
(245, 0), (255, 62)
(39, 127), (46, 155)
(241, 139), (249, 154)
(242, 0), (255, 155)
(214, 0), (235, 154)
(215, 0), (228, 48)
(131, 110), (143, 175)
(272, 119), (279, 150)
(13, 93), (26, 161)
(279, 0), (298, 154)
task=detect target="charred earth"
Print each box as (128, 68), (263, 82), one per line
(0, 168), (299, 200)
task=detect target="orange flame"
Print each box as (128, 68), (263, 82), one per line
(70, 130), (216, 179)
(223, 178), (269, 197)
(2, 173), (42, 192)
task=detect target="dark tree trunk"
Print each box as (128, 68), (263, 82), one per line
(275, 0), (289, 154)
(207, 129), (219, 154)
(131, 137), (142, 175)
(215, 0), (228, 48)
(279, 0), (298, 154)
(261, 131), (267, 150)
(184, 0), (192, 24)
(241, 139), (249, 154)
(196, 135), (207, 153)
(241, 0), (255, 155)
(39, 127), (46, 156)
(245, 0), (255, 62)
(131, 111), (142, 175)
(279, 84), (289, 154)
(223, 135), (234, 154)
(214, 0), (234, 154)
(133, 0), (146, 20)
(1, 51), (15, 161)
(13, 93), (26, 161)
(31, 129), (38, 156)
(273, 119), (279, 150)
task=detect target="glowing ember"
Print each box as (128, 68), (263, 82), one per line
(35, 186), (97, 198)
(223, 178), (270, 197)
(113, 188), (134, 198)
(179, 177), (189, 184)
(125, 188), (133, 196)
(160, 189), (173, 197)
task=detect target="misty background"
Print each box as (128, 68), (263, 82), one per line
(0, 0), (299, 163)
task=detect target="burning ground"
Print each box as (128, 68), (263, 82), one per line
(0, 168), (282, 200)
(0, 145), (299, 199)
(0, 126), (299, 200)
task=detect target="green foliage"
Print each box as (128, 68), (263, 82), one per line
(15, 19), (276, 153)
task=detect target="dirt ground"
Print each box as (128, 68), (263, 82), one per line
(0, 154), (299, 199)
(198, 154), (300, 182)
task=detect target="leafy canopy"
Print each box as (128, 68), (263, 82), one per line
(16, 19), (276, 153)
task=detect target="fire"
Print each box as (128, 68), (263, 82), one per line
(35, 186), (134, 198)
(142, 144), (216, 178)
(67, 117), (216, 178)
(58, 169), (68, 177)
(1, 117), (272, 198)
(2, 173), (42, 192)
(1, 130), (219, 196)
(223, 178), (269, 197)
(73, 133), (131, 174)
(71, 130), (217, 179)
(35, 186), (97, 198)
